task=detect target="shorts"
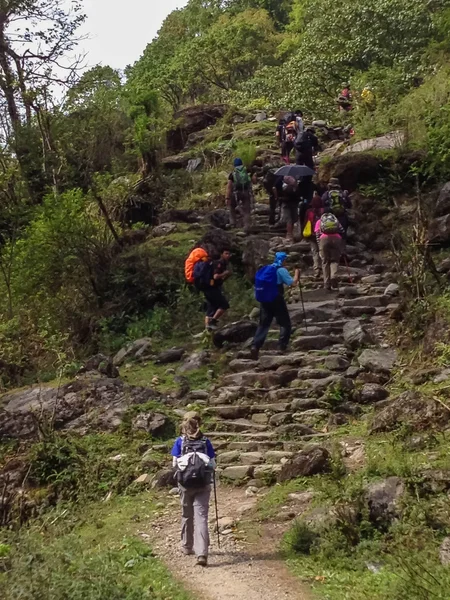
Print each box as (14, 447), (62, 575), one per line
(282, 201), (299, 225)
(203, 286), (230, 317)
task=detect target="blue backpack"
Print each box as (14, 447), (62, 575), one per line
(194, 260), (214, 291)
(254, 265), (279, 303)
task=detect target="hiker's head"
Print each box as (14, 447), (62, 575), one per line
(295, 110), (303, 117)
(342, 82), (350, 89)
(234, 158), (243, 167)
(283, 176), (298, 192)
(328, 177), (341, 190)
(274, 251), (287, 266)
(221, 248), (231, 261)
(182, 412), (202, 439)
(306, 126), (316, 134)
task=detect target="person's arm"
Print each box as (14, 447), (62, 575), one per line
(206, 439), (217, 469)
(278, 267), (299, 288)
(171, 437), (183, 468)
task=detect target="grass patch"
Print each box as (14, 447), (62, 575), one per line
(0, 494), (192, 600)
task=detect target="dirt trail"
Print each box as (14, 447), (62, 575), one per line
(147, 486), (312, 600)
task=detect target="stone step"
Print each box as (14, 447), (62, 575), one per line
(342, 295), (389, 308)
(292, 335), (344, 351)
(205, 403), (291, 419)
(207, 418), (269, 433)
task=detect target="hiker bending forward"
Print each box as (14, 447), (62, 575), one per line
(251, 252), (299, 360)
(172, 413), (216, 567)
(315, 212), (345, 290)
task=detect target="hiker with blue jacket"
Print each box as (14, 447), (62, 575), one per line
(250, 252), (300, 360)
(172, 412), (216, 568)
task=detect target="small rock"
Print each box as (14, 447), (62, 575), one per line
(154, 348), (186, 365)
(135, 474), (152, 485)
(359, 384), (389, 404)
(278, 446), (330, 482)
(384, 283), (399, 297)
(343, 320), (373, 349)
(358, 348), (398, 374)
(366, 476), (405, 526)
(169, 487), (179, 496)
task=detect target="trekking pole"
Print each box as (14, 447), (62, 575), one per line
(297, 271), (308, 332)
(343, 254), (353, 284)
(213, 471), (221, 549)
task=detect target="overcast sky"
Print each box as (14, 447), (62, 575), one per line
(73, 0), (188, 71)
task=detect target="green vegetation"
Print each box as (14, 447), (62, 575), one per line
(0, 494), (192, 600)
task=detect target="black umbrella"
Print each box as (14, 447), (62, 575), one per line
(274, 165), (315, 178)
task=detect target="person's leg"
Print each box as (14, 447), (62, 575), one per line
(310, 238), (322, 277)
(269, 191), (277, 225)
(286, 142), (294, 164)
(329, 238), (343, 289)
(320, 238), (331, 289)
(212, 289), (230, 323)
(228, 194), (237, 227)
(252, 302), (275, 351)
(285, 203), (296, 240)
(203, 291), (215, 329)
(180, 487), (194, 554)
(242, 191), (252, 231)
(295, 151), (304, 166)
(274, 296), (292, 350)
(193, 486), (211, 561)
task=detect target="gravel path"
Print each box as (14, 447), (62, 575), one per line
(147, 486), (312, 600)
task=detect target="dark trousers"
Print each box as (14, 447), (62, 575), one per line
(268, 191), (278, 225)
(252, 295), (292, 350)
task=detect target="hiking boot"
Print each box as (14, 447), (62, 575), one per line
(197, 555), (208, 567)
(206, 318), (219, 331)
(250, 346), (260, 361)
(330, 278), (339, 290)
(182, 547), (194, 556)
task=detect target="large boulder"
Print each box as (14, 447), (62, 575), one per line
(318, 152), (381, 192)
(366, 477), (405, 528)
(428, 214), (450, 244)
(207, 209), (229, 230)
(278, 446), (330, 482)
(241, 237), (270, 280)
(434, 182), (450, 218)
(167, 104), (228, 153)
(132, 412), (173, 437)
(370, 391), (450, 434)
(342, 132), (405, 155)
(213, 320), (257, 348)
(358, 348), (397, 374)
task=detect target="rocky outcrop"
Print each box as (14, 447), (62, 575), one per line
(0, 376), (164, 439)
(167, 104), (228, 153)
(342, 132), (405, 155)
(370, 391), (450, 433)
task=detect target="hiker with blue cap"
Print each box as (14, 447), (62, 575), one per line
(226, 157), (253, 231)
(250, 252), (300, 360)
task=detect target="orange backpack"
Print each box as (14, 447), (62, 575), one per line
(185, 248), (208, 284)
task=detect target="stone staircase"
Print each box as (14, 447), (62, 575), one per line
(196, 210), (398, 486)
